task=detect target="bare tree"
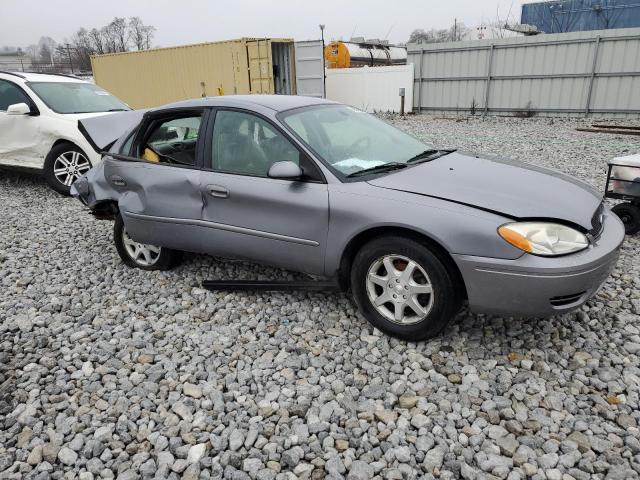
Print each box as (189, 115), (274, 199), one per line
(65, 28), (94, 71)
(25, 44), (39, 61)
(19, 16), (156, 73)
(408, 21), (470, 44)
(101, 23), (118, 53)
(128, 17), (155, 50)
(38, 45), (53, 64)
(143, 26), (155, 50)
(449, 22), (470, 41)
(408, 29), (432, 44)
(88, 28), (105, 55)
(38, 36), (57, 61)
(109, 17), (129, 52)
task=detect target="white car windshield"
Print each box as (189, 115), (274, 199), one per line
(28, 82), (129, 114)
(282, 105), (433, 176)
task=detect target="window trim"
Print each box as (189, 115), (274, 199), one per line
(118, 130), (136, 156)
(204, 106), (326, 184)
(130, 107), (210, 170)
(0, 78), (39, 115)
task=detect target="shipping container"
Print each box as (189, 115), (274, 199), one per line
(90, 38), (297, 109)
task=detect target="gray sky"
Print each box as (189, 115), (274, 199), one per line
(1, 0), (534, 48)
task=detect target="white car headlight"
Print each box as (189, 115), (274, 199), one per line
(498, 222), (589, 256)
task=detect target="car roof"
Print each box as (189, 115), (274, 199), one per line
(0, 71), (88, 83)
(158, 94), (339, 113)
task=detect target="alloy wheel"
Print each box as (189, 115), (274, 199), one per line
(365, 254), (434, 324)
(53, 151), (91, 187)
(122, 229), (161, 267)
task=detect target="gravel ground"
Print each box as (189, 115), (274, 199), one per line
(1, 116), (640, 480)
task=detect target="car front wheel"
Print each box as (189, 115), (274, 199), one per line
(44, 143), (92, 196)
(113, 214), (181, 270)
(350, 236), (462, 341)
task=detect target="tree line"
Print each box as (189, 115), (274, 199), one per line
(407, 22), (470, 44)
(20, 17), (155, 73)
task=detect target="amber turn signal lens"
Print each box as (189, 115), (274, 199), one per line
(498, 225), (533, 253)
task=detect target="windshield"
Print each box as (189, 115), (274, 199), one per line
(282, 105), (432, 177)
(28, 82), (129, 114)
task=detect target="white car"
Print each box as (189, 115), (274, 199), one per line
(0, 71), (129, 195)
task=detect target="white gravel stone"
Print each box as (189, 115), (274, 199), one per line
(186, 443), (207, 464)
(57, 447), (78, 466)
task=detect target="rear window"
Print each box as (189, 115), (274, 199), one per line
(27, 82), (129, 114)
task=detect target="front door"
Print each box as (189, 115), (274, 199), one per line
(0, 79), (41, 168)
(199, 109), (329, 275)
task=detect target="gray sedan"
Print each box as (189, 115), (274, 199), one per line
(72, 95), (625, 340)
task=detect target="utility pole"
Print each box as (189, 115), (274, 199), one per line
(65, 43), (74, 74)
(454, 18), (457, 41)
(319, 24), (326, 98)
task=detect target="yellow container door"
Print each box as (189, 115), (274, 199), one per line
(246, 39), (274, 94)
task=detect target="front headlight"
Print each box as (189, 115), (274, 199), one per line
(498, 222), (589, 256)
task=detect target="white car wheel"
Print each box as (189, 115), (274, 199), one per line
(53, 150), (91, 187)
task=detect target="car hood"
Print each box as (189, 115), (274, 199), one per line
(367, 152), (602, 230)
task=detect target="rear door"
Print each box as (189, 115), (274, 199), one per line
(106, 108), (209, 252)
(294, 40), (325, 98)
(198, 108), (329, 275)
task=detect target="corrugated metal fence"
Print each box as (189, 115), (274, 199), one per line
(408, 27), (640, 117)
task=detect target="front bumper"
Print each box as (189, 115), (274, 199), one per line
(453, 210), (625, 316)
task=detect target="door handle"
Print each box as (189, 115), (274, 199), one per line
(207, 184), (229, 198)
(110, 175), (126, 187)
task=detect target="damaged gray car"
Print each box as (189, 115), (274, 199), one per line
(72, 95), (625, 340)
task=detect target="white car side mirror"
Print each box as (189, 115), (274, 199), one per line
(6, 103), (31, 115)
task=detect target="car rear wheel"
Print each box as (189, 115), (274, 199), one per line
(113, 214), (181, 270)
(350, 236), (462, 340)
(44, 144), (92, 196)
(612, 202), (640, 235)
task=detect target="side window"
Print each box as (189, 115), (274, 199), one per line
(0, 80), (31, 111)
(141, 115), (202, 166)
(211, 110), (306, 177)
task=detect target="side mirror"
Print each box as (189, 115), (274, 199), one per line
(6, 103), (31, 115)
(268, 161), (303, 180)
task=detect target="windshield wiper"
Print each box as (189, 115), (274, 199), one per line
(407, 149), (456, 164)
(347, 162), (408, 178)
(107, 108), (129, 112)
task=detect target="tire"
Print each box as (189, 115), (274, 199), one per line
(113, 214), (182, 270)
(44, 143), (92, 196)
(612, 202), (640, 235)
(350, 236), (462, 341)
